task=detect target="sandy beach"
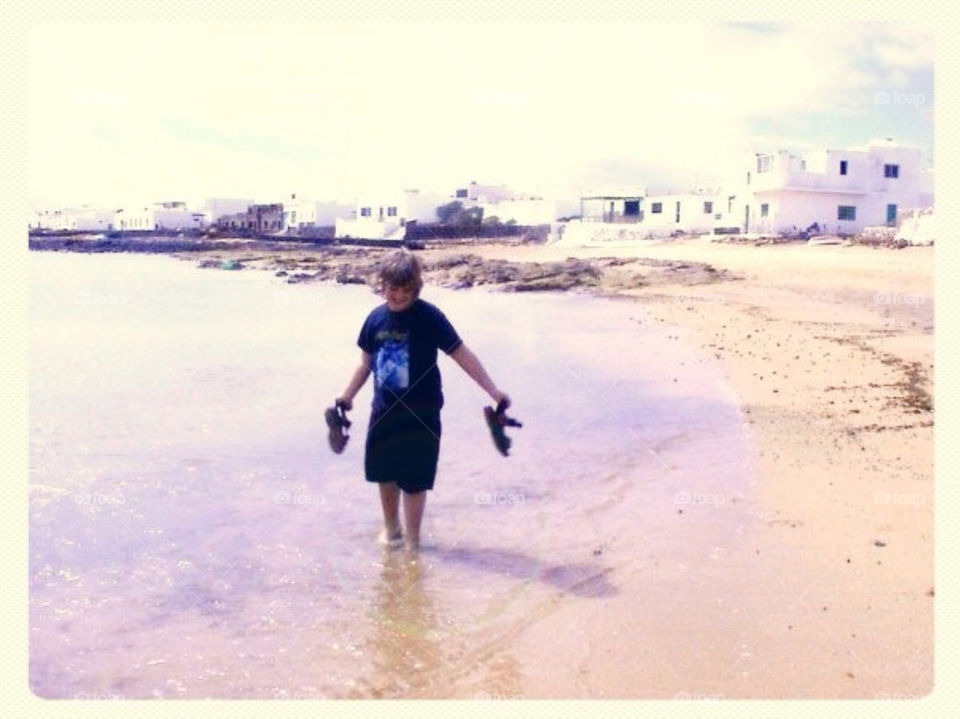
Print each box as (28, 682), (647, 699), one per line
(29, 236), (933, 698)
(195, 237), (933, 697)
(463, 240), (934, 697)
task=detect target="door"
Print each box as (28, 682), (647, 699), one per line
(744, 204), (750, 233)
(675, 202), (681, 223)
(886, 204), (897, 226)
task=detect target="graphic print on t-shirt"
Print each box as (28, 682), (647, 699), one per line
(374, 331), (409, 393)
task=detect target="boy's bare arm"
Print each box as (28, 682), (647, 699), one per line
(338, 351), (372, 408)
(449, 344), (510, 407)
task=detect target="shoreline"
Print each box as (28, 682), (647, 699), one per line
(29, 238), (933, 696)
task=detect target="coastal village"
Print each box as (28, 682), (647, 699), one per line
(29, 137), (935, 247)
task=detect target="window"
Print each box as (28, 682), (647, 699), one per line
(387, 206), (397, 217)
(455, 189), (468, 198)
(360, 207), (371, 217)
(703, 201), (713, 214)
(761, 203), (769, 217)
(884, 164), (899, 178)
(838, 205), (856, 221)
(728, 196), (735, 213)
(651, 202), (662, 214)
(757, 155), (773, 173)
(840, 160), (847, 175)
(624, 200), (640, 216)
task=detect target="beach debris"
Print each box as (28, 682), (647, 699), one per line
(873, 539), (886, 547)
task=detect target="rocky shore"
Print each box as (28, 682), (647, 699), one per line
(183, 243), (739, 295)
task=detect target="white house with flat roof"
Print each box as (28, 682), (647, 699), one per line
(579, 186), (646, 223)
(282, 194), (354, 232)
(714, 139), (929, 236)
(31, 206), (115, 231)
(642, 191), (718, 237)
(114, 202), (206, 232)
(449, 181), (557, 226)
(335, 189), (445, 241)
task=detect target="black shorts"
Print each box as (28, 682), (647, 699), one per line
(365, 406), (442, 494)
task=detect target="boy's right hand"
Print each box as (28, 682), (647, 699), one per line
(336, 397), (353, 411)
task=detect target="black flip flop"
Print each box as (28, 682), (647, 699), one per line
(324, 400), (352, 454)
(484, 399), (522, 456)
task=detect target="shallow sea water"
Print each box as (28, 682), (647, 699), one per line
(29, 251), (756, 698)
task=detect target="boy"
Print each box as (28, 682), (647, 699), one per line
(337, 250), (510, 554)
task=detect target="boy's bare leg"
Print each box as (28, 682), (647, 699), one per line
(378, 482), (403, 544)
(402, 490), (427, 553)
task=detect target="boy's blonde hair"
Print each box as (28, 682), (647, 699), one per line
(378, 249), (423, 296)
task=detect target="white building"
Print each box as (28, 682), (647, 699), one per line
(114, 201), (206, 232)
(282, 194), (354, 231)
(642, 191), (718, 237)
(714, 139), (930, 236)
(31, 206), (115, 232)
(452, 180), (558, 225)
(335, 189), (445, 241)
(579, 186), (646, 223)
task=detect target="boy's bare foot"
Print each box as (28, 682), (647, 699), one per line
(377, 527), (404, 549)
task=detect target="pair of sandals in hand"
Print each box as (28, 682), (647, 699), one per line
(324, 398), (522, 456)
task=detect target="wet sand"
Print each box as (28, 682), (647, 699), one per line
(193, 237), (933, 697)
(30, 237), (934, 697)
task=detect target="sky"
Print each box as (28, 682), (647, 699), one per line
(27, 21), (934, 210)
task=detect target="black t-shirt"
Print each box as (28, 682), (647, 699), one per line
(357, 299), (463, 416)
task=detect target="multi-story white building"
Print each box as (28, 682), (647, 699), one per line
(714, 139), (930, 236)
(335, 188), (446, 241)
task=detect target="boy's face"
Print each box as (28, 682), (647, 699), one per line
(384, 282), (416, 312)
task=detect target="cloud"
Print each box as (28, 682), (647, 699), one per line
(28, 22), (934, 208)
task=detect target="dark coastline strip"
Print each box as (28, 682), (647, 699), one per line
(28, 237), (324, 254)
